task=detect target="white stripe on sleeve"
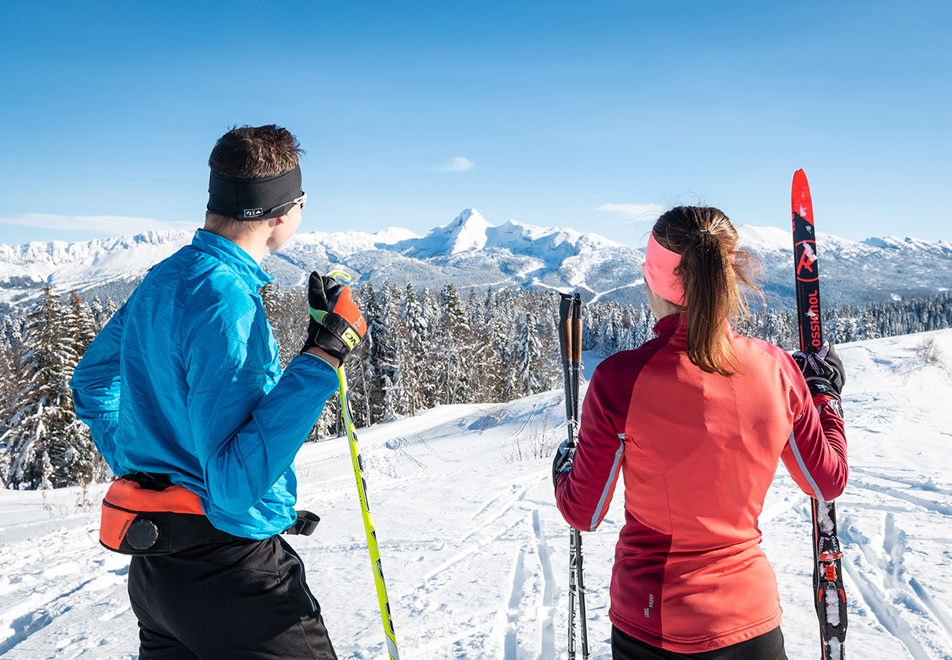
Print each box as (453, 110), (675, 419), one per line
(590, 435), (626, 532)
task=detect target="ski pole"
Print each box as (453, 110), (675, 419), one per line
(558, 292), (589, 660)
(329, 270), (400, 660)
(570, 294), (589, 660)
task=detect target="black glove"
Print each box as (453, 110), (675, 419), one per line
(302, 272), (367, 361)
(793, 342), (845, 402)
(552, 439), (576, 489)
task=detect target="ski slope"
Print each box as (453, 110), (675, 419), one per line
(1, 330), (952, 659)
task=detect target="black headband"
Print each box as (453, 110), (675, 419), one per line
(207, 165), (303, 221)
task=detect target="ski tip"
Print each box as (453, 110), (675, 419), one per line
(791, 169), (814, 225)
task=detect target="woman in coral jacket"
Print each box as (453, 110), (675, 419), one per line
(553, 206), (848, 660)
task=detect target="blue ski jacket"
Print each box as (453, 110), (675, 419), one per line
(71, 229), (339, 538)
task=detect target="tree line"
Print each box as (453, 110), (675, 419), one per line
(3, 282), (951, 490)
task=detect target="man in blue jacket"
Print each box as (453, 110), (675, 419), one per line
(71, 125), (365, 659)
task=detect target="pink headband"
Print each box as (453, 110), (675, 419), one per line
(642, 233), (685, 305)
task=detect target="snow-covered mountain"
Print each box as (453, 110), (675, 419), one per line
(2, 209), (951, 310)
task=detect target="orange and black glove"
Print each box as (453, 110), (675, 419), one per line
(301, 272), (367, 361)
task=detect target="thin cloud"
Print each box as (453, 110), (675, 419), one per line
(597, 203), (665, 223)
(0, 213), (195, 236)
(433, 156), (474, 173)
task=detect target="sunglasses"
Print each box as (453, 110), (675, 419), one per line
(261, 192), (307, 217)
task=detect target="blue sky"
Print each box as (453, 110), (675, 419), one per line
(1, 0), (949, 248)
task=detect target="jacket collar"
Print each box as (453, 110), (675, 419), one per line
(652, 312), (683, 338)
(191, 230), (273, 290)
(652, 311), (736, 342)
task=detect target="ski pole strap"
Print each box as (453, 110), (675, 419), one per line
(283, 510), (321, 536)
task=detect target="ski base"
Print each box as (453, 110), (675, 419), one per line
(813, 498), (847, 660)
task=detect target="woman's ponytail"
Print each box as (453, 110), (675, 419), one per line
(652, 207), (761, 376)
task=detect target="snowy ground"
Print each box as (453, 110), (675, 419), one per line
(2, 330), (952, 659)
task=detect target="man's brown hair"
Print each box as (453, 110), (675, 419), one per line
(208, 124), (304, 179)
(206, 125), (304, 232)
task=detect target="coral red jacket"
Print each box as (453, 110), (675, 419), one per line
(555, 313), (847, 653)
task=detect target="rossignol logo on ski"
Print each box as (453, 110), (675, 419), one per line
(806, 292), (821, 349)
(794, 240), (819, 282)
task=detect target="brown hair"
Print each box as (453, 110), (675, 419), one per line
(208, 124), (303, 178)
(205, 125), (305, 232)
(652, 206), (762, 376)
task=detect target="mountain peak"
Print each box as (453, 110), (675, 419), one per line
(400, 208), (494, 257)
(441, 209), (492, 254)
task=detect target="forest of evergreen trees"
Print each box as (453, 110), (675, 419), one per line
(2, 282), (951, 490)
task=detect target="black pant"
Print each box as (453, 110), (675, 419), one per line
(612, 625), (788, 660)
(128, 535), (337, 660)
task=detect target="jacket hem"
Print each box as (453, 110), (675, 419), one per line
(609, 606), (782, 654)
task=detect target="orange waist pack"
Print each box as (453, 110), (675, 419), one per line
(100, 475), (238, 555)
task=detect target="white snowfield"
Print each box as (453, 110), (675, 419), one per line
(1, 330), (952, 659)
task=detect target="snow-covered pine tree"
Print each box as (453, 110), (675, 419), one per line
(514, 312), (544, 397)
(346, 339), (373, 429)
(379, 283), (404, 420)
(596, 307), (619, 357)
(436, 283), (473, 405)
(0, 313), (24, 423)
(489, 314), (516, 402)
(361, 283), (402, 423)
(635, 303), (655, 346)
(400, 282), (430, 416)
(3, 286), (106, 489)
(0, 325), (23, 483)
(263, 280), (305, 369)
(94, 297), (120, 332)
(64, 291), (98, 357)
(355, 285), (379, 427)
(619, 325), (639, 352)
(464, 290), (498, 404)
(858, 307), (881, 341)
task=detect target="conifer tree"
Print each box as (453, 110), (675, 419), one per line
(858, 307), (880, 341)
(400, 283), (430, 415)
(436, 283), (472, 405)
(3, 287), (105, 489)
(64, 291), (98, 356)
(514, 312), (544, 397)
(0, 330), (22, 484)
(95, 297), (120, 332)
(361, 284), (402, 422)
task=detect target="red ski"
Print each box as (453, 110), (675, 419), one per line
(792, 169), (848, 659)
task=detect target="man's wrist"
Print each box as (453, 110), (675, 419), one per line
(304, 347), (341, 370)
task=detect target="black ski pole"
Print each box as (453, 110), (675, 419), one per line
(558, 292), (589, 660)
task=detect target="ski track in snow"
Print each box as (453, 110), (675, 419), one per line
(531, 509), (557, 659)
(2, 331), (952, 658)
